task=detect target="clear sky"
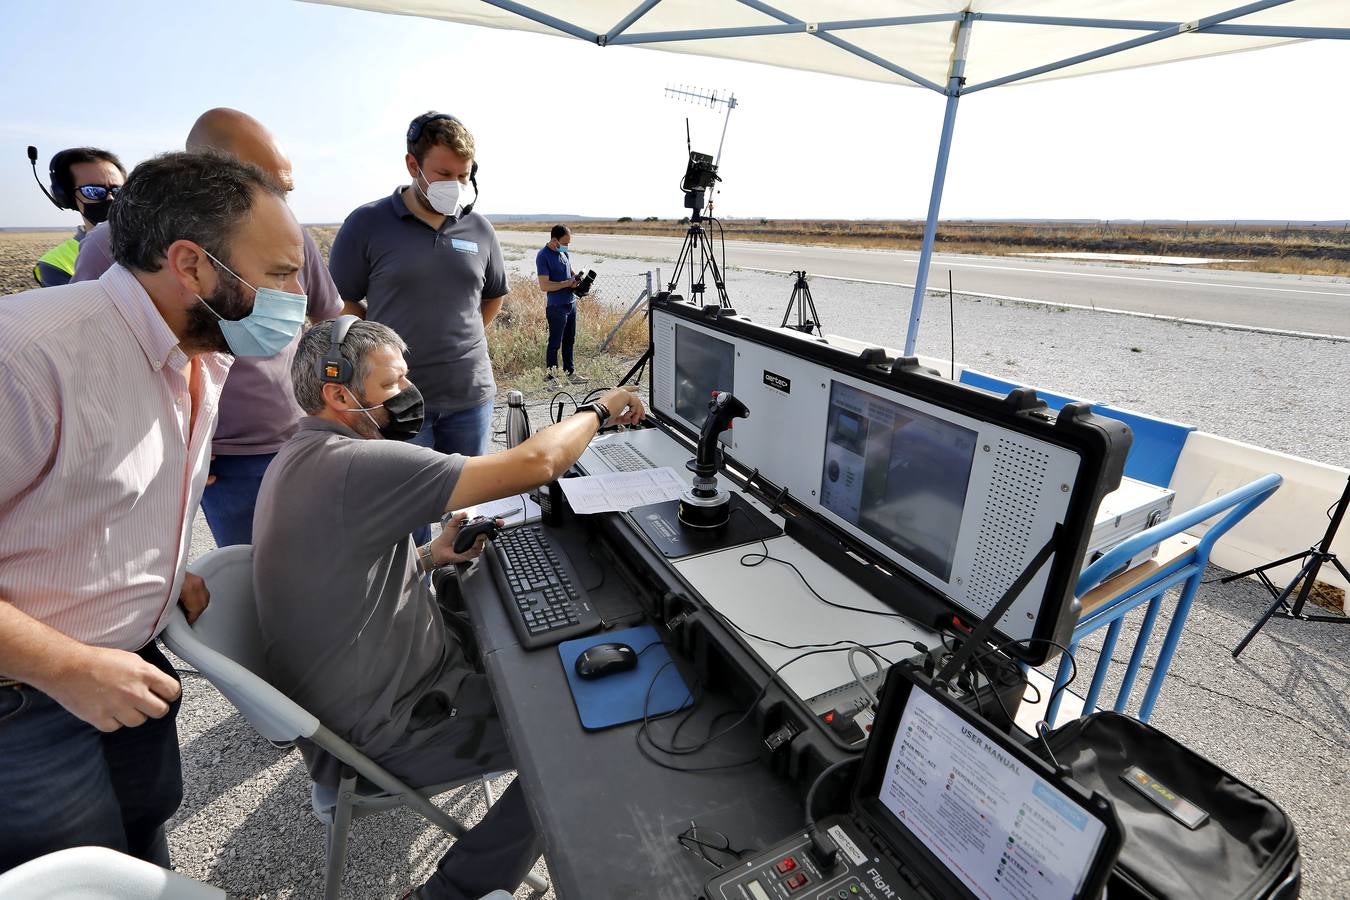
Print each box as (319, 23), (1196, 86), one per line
(2, 0), (1347, 227)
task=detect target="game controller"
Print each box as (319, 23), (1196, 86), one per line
(451, 515), (504, 554)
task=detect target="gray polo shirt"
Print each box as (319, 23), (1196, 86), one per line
(328, 188), (506, 413)
(253, 417), (472, 775)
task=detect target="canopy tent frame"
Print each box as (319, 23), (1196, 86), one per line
(319, 0), (1349, 353)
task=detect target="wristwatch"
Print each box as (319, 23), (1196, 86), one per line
(580, 401), (611, 427)
(417, 543), (438, 572)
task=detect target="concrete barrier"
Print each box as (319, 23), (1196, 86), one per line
(1170, 432), (1348, 591)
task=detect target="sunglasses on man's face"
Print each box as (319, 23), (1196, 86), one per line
(76, 184), (121, 203)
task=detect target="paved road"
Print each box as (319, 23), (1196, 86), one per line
(498, 231), (1350, 338)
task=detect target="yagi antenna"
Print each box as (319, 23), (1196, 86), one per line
(664, 84), (739, 168)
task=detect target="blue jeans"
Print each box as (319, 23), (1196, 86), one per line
(409, 399), (494, 544)
(201, 452), (276, 547)
(0, 643), (183, 874)
(545, 303), (577, 372)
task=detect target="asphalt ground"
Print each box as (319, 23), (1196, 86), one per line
(160, 252), (1347, 898)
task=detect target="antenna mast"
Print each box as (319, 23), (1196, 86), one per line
(665, 84), (739, 214)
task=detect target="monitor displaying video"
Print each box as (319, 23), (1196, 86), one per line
(674, 324), (735, 432)
(820, 382), (978, 581)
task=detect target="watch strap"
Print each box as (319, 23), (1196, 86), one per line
(582, 401), (610, 426)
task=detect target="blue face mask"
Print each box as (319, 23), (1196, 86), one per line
(197, 248), (307, 357)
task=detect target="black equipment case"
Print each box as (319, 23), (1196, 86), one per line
(1035, 712), (1301, 899)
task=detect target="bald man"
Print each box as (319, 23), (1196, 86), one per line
(73, 109), (358, 546)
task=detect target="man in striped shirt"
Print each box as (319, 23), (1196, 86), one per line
(0, 151), (306, 873)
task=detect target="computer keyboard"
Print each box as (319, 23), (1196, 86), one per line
(485, 524), (602, 649)
(593, 441), (656, 472)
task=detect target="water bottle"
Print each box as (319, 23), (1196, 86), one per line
(505, 390), (531, 448)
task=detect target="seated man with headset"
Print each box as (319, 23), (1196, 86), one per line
(253, 315), (643, 900)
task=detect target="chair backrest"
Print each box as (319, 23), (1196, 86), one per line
(958, 368), (1089, 411)
(1095, 404), (1196, 488)
(0, 846), (223, 899)
(162, 545), (319, 743)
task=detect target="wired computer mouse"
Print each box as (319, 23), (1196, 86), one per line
(574, 642), (638, 680)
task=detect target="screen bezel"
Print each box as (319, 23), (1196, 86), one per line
(853, 665), (1123, 900)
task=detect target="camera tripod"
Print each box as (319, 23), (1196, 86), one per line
(1230, 473), (1350, 657)
(668, 211), (731, 309)
(780, 270), (824, 336)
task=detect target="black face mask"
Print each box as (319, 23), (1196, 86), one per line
(352, 383), (425, 441)
(82, 200), (113, 225)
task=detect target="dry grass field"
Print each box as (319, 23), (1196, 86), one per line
(0, 231), (62, 295)
(497, 218), (1350, 277)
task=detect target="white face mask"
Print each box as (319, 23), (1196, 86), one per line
(416, 169), (462, 216)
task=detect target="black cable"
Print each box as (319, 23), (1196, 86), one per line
(711, 214), (728, 286)
(977, 636), (1079, 717)
(549, 391), (580, 423)
(636, 643), (905, 774)
(1036, 721), (1063, 770)
(677, 821), (753, 869)
(805, 756), (861, 830)
(738, 539), (920, 622)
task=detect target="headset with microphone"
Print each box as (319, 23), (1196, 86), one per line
(27, 145), (77, 210)
(405, 112), (479, 216)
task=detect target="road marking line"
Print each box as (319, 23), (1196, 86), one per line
(930, 260), (1350, 298)
(745, 267), (1350, 343)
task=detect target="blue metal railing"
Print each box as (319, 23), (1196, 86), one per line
(1043, 472), (1282, 725)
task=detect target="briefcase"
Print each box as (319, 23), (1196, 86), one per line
(1035, 712), (1301, 900)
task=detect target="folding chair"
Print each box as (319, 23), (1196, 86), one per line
(162, 545), (548, 900)
(0, 846), (223, 899)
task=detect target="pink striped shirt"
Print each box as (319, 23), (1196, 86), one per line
(0, 265), (230, 650)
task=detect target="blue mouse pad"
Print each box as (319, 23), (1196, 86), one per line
(558, 625), (692, 731)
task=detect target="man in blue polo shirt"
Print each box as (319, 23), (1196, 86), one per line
(329, 112), (506, 464)
(535, 225), (586, 385)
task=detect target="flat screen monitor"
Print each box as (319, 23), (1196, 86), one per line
(820, 382), (979, 582)
(673, 323), (735, 434)
(873, 682), (1110, 900)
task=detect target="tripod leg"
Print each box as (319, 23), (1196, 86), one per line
(698, 229), (732, 308)
(1284, 555), (1327, 619)
(1219, 550), (1309, 583)
(1231, 554), (1320, 657)
(803, 284), (823, 334)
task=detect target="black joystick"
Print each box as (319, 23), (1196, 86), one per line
(451, 515), (504, 554)
(678, 391), (748, 530)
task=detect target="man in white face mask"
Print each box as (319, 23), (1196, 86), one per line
(329, 112), (508, 544)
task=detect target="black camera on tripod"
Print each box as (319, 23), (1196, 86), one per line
(681, 150), (720, 213)
(573, 269), (597, 298)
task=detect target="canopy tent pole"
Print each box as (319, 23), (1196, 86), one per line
(905, 14), (972, 356)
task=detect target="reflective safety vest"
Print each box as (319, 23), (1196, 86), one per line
(33, 236), (81, 286)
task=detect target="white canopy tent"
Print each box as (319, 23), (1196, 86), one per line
(301, 0), (1350, 353)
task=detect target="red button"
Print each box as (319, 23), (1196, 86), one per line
(785, 873), (809, 891)
(775, 857), (797, 874)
